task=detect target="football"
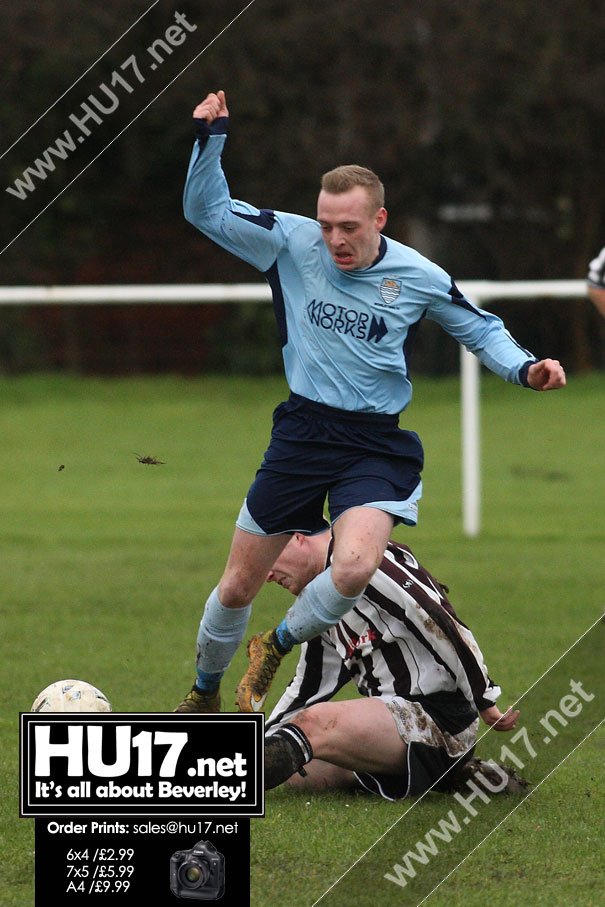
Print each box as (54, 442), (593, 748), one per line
(31, 679), (112, 712)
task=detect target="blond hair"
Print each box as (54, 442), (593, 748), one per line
(320, 165), (385, 213)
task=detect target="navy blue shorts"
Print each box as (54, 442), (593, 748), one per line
(238, 394), (424, 536)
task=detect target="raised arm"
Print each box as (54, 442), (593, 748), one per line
(193, 89), (229, 122)
(183, 90), (291, 272)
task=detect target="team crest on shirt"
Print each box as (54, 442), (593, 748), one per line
(379, 277), (401, 304)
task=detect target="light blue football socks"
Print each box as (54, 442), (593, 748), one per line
(196, 569), (360, 688)
(195, 587), (252, 691)
(276, 566), (360, 650)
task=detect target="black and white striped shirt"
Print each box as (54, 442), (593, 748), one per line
(588, 246), (605, 288)
(266, 541), (501, 736)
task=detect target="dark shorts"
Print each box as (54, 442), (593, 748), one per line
(356, 741), (476, 801)
(356, 698), (478, 801)
(239, 394), (424, 536)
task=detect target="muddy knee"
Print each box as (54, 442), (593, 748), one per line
(293, 703), (339, 749)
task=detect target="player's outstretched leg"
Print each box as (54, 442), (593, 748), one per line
(236, 630), (285, 712)
(173, 685), (222, 714)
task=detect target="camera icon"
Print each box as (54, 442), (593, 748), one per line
(170, 840), (225, 900)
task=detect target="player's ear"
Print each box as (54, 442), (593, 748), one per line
(292, 532), (310, 553)
(376, 207), (388, 231)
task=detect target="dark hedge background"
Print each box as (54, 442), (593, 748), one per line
(1, 0), (604, 373)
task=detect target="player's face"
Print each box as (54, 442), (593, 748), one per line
(317, 187), (387, 271)
(266, 536), (318, 596)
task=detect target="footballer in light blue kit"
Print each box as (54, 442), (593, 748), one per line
(175, 90), (566, 716)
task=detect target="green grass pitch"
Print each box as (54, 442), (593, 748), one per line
(0, 372), (603, 906)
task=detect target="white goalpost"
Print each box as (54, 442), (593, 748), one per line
(456, 280), (585, 536)
(0, 279), (587, 536)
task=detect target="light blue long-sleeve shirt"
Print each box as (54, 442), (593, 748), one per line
(184, 122), (535, 415)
